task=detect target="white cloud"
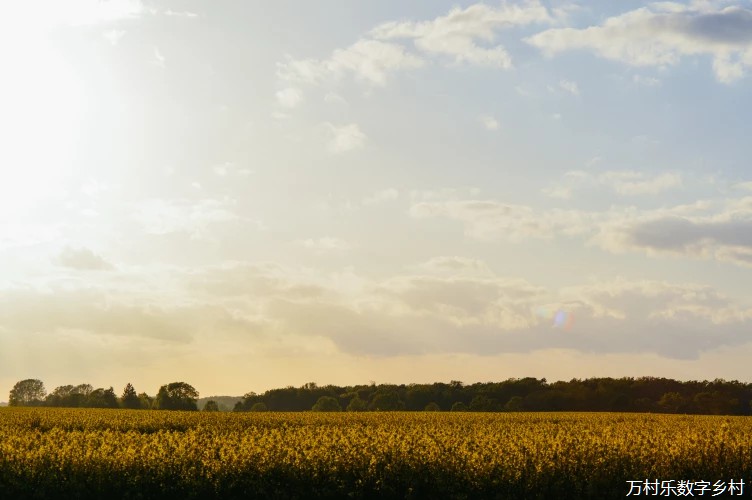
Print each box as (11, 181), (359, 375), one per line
(526, 4), (752, 83)
(275, 87), (303, 108)
(480, 115), (500, 130)
(298, 237), (352, 254)
(164, 9), (199, 18)
(544, 170), (683, 198)
(278, 39), (424, 86)
(56, 246), (113, 271)
(16, 0), (145, 29)
(410, 199), (595, 242)
(131, 198), (240, 237)
(324, 92), (348, 106)
(633, 74), (662, 86)
(152, 47), (165, 68)
(323, 123), (366, 154)
(277, 1), (553, 91)
(370, 1), (553, 69)
(103, 29), (126, 45)
(363, 188), (399, 205)
(558, 79), (580, 95)
(602, 171), (683, 195)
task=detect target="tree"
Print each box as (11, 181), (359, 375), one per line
(424, 402), (441, 411)
(203, 400), (220, 412)
(369, 392), (404, 411)
(658, 392), (687, 413)
(155, 382), (199, 411)
(46, 385), (75, 407)
(312, 396), (341, 412)
(346, 396), (367, 412)
(87, 387), (118, 408)
(138, 392), (154, 409)
(9, 379), (46, 406)
(451, 402), (468, 412)
(250, 402), (268, 412)
(120, 383), (141, 409)
(503, 396), (524, 412)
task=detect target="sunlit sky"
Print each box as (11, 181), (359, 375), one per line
(2, 0), (752, 398)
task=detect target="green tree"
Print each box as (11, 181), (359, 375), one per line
(138, 392), (154, 409)
(346, 396), (367, 412)
(203, 400), (220, 412)
(658, 392), (687, 413)
(503, 396), (524, 412)
(450, 401), (468, 412)
(120, 383), (141, 409)
(9, 379), (46, 406)
(250, 402), (268, 412)
(155, 382), (199, 411)
(424, 402), (441, 411)
(86, 387), (118, 408)
(46, 385), (75, 407)
(312, 396), (341, 412)
(369, 392), (404, 411)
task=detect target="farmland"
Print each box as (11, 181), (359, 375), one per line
(1, 408), (750, 499)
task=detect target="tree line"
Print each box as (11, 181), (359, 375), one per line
(8, 377), (752, 415)
(234, 377), (752, 415)
(8, 380), (207, 411)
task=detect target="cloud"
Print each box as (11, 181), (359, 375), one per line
(22, 0), (145, 28)
(131, 198), (240, 237)
(278, 39), (424, 86)
(275, 87), (303, 108)
(181, 260), (752, 359)
(277, 1), (553, 91)
(370, 1), (553, 69)
(164, 9), (198, 18)
(102, 29), (126, 45)
(363, 188), (399, 205)
(323, 123), (366, 153)
(152, 47), (165, 68)
(558, 79), (580, 95)
(410, 199), (595, 241)
(543, 170), (683, 198)
(526, 4), (752, 83)
(56, 247), (113, 271)
(409, 186), (752, 269)
(633, 74), (662, 86)
(593, 200), (752, 267)
(298, 237), (352, 254)
(480, 115), (500, 130)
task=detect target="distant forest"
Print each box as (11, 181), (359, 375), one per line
(7, 377), (752, 415)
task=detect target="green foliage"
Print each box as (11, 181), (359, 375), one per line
(155, 382), (199, 411)
(249, 402), (268, 412)
(346, 396), (367, 412)
(451, 402), (468, 412)
(203, 400), (220, 412)
(504, 396), (524, 412)
(369, 392), (404, 411)
(120, 383), (141, 409)
(312, 396), (341, 412)
(424, 402), (440, 411)
(9, 379), (46, 407)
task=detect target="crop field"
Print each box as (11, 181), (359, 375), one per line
(1, 408), (750, 499)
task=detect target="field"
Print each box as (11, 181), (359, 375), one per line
(1, 408), (751, 499)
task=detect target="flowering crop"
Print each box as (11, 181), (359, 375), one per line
(1, 408), (750, 499)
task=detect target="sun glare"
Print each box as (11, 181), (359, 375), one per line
(0, 13), (84, 216)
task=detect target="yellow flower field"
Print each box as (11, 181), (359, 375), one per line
(1, 408), (750, 499)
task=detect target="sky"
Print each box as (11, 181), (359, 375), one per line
(2, 0), (752, 398)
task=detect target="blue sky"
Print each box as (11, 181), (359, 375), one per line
(2, 0), (752, 396)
